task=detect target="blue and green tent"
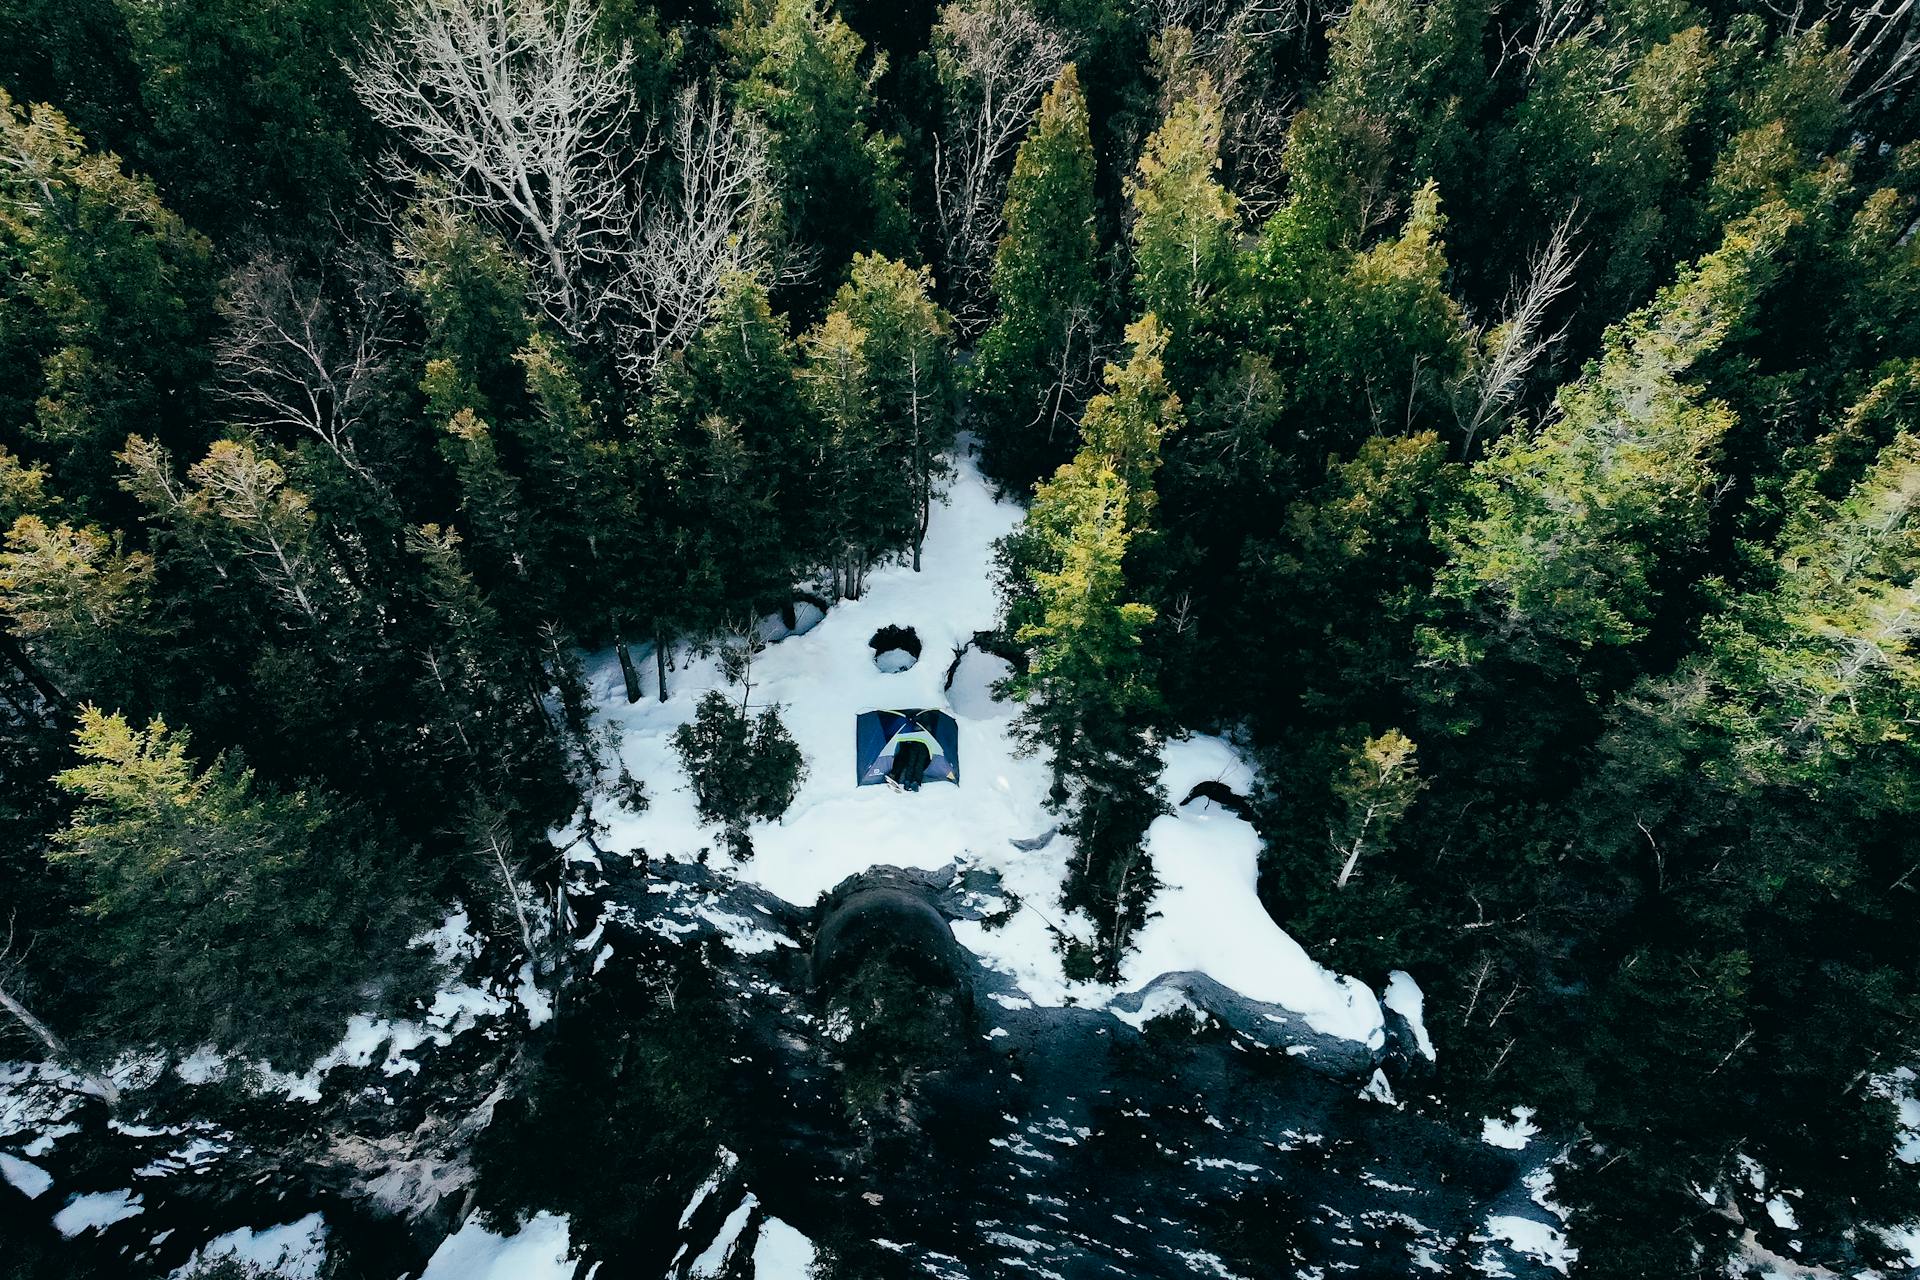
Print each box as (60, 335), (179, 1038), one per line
(855, 709), (959, 787)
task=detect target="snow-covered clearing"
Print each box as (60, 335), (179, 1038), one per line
(580, 449), (1384, 1042)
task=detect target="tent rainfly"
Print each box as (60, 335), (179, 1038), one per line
(855, 709), (959, 788)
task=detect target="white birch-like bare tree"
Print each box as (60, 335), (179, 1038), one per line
(1839, 0), (1920, 105)
(1452, 210), (1583, 456)
(465, 801), (544, 976)
(213, 253), (400, 482)
(351, 0), (637, 335)
(610, 83), (781, 376)
(1328, 730), (1422, 889)
(1756, 0), (1920, 107)
(931, 0), (1072, 332)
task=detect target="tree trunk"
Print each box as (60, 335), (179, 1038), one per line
(0, 630), (69, 713)
(490, 842), (540, 973)
(0, 980), (118, 1108)
(615, 639), (641, 704)
(655, 629), (670, 703)
(612, 611), (642, 704)
(913, 478), (930, 572)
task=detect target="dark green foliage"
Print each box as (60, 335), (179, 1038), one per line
(50, 708), (432, 1064)
(726, 0), (908, 305)
(473, 945), (738, 1272)
(3, 0), (1920, 1271)
(972, 65), (1102, 491)
(117, 0), (381, 251)
(672, 691), (806, 858)
(647, 278), (825, 639)
(0, 91), (216, 522)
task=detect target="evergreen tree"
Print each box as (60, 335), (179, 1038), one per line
(645, 277), (824, 666)
(1282, 0), (1489, 244)
(117, 0), (380, 251)
(829, 255), (957, 571)
(50, 707), (431, 1063)
(972, 64), (1102, 491)
(1128, 78), (1238, 389)
(1428, 202), (1797, 692)
(672, 690), (806, 859)
(1005, 318), (1181, 975)
(1553, 423), (1920, 1270)
(801, 306), (885, 595)
(726, 0), (907, 299)
(0, 90), (215, 520)
(0, 515), (151, 708)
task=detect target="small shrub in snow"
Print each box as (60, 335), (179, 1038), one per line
(672, 692), (805, 859)
(611, 760), (650, 814)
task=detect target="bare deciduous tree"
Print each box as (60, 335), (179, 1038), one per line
(213, 254), (400, 482)
(1759, 0), (1920, 107)
(1493, 0), (1596, 83)
(1145, 0), (1306, 220)
(931, 0), (1073, 332)
(465, 802), (543, 976)
(611, 84), (782, 376)
(1840, 0), (1920, 105)
(1453, 210), (1583, 456)
(352, 0), (637, 334)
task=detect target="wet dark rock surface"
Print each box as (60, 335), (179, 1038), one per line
(595, 858), (1562, 1279)
(1, 856), (1566, 1279)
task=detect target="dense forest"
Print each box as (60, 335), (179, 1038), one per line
(3, 0), (1920, 1274)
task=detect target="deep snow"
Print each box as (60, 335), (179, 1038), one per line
(580, 449), (1386, 1043)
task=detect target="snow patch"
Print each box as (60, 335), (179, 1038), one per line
(1358, 1069), (1397, 1105)
(169, 1213), (327, 1280)
(947, 648), (1014, 720)
(175, 1047), (230, 1086)
(515, 964), (553, 1028)
(1124, 736), (1385, 1046)
(420, 1211), (572, 1280)
(678, 1148), (738, 1230)
(753, 1216), (818, 1277)
(53, 1188), (144, 1237)
(1, 1152), (52, 1199)
(690, 1194), (758, 1277)
(1483, 1215), (1575, 1275)
(1481, 1107), (1539, 1150)
(1111, 984), (1206, 1032)
(1383, 970), (1436, 1061)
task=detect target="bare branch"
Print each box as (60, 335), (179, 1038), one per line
(1454, 209), (1583, 456)
(352, 0), (638, 334)
(609, 84), (784, 375)
(1843, 0), (1920, 106)
(931, 0), (1073, 332)
(0, 914), (119, 1107)
(213, 252), (400, 482)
